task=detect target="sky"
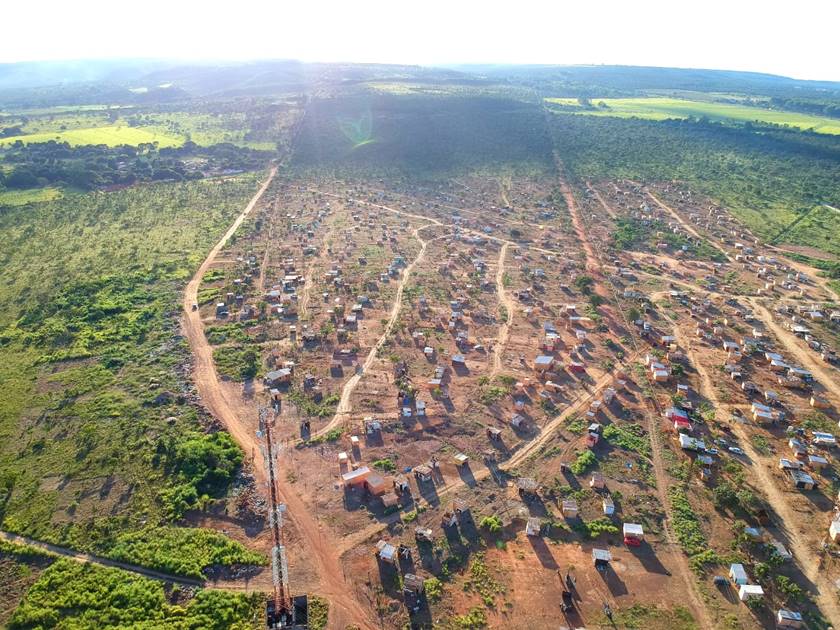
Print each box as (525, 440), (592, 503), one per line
(4, 0), (840, 81)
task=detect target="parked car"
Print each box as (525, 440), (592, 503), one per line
(728, 447), (744, 455)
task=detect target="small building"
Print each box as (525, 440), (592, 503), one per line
(342, 466), (371, 488)
(592, 548), (612, 568)
(789, 469), (816, 491)
(403, 573), (424, 594)
(365, 473), (388, 496)
(415, 527), (434, 543)
(525, 517), (542, 537)
(264, 368), (292, 386)
(729, 563), (748, 585)
(602, 496), (615, 516)
(590, 472), (606, 489)
(561, 499), (579, 518)
(414, 464), (433, 483)
(517, 477), (539, 495)
(453, 453), (469, 467)
(376, 539), (397, 564)
(534, 355), (554, 372)
(808, 454), (829, 469)
(776, 609), (804, 629)
(738, 584), (764, 602)
(829, 518), (840, 543)
(623, 523), (644, 546)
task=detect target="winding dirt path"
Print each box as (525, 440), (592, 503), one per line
(182, 168), (376, 630)
(310, 225), (436, 440)
(0, 530), (205, 587)
(490, 243), (513, 376)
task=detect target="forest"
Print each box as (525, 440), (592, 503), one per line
(292, 93), (553, 177)
(0, 141), (272, 190)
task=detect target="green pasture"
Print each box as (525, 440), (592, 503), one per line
(0, 125), (183, 148)
(546, 97), (840, 135)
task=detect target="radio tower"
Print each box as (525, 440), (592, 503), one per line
(260, 405), (307, 628)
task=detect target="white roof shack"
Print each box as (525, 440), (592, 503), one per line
(739, 584), (764, 602)
(622, 523), (644, 540)
(813, 432), (837, 447)
(679, 433), (705, 451)
(729, 563), (748, 585)
(830, 518), (840, 543)
(777, 609), (804, 628)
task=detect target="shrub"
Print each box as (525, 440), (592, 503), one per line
(479, 515), (503, 534)
(425, 577), (443, 602)
(570, 449), (597, 475)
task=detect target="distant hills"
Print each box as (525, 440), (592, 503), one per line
(3, 59), (840, 107)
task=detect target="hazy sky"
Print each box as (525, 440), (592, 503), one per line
(4, 0), (839, 81)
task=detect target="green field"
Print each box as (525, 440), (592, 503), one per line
(0, 187), (62, 206)
(0, 125), (183, 148)
(1, 107), (287, 150)
(546, 97), (840, 135)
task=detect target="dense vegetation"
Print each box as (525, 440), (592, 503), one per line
(0, 141), (271, 191)
(610, 217), (726, 262)
(8, 559), (263, 629)
(550, 113), (840, 255)
(0, 175), (264, 575)
(293, 94), (552, 177)
(107, 527), (265, 579)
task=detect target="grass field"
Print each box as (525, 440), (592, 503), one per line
(0, 187), (62, 206)
(546, 97), (840, 135)
(0, 125), (184, 148)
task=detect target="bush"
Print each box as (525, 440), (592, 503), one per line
(425, 576), (443, 602)
(372, 458), (397, 473)
(107, 526), (266, 579)
(8, 559), (263, 630)
(479, 515), (503, 534)
(576, 518), (619, 539)
(570, 449), (597, 475)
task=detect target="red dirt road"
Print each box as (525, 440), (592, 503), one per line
(182, 167), (376, 630)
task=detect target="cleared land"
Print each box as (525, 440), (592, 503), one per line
(546, 97), (840, 134)
(0, 125), (184, 147)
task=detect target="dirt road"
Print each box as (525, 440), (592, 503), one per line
(182, 168), (376, 629)
(552, 152), (598, 272)
(673, 326), (840, 628)
(552, 162), (715, 630)
(311, 225), (436, 440)
(490, 243), (513, 376)
(586, 182), (618, 220)
(0, 530), (206, 587)
(748, 298), (840, 405)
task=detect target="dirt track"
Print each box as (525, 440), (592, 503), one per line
(748, 298), (840, 406)
(311, 225), (437, 440)
(182, 168), (377, 630)
(673, 326), (840, 628)
(490, 242), (513, 376)
(555, 164), (715, 630)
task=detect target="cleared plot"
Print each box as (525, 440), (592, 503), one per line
(546, 97), (840, 135)
(0, 125), (183, 147)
